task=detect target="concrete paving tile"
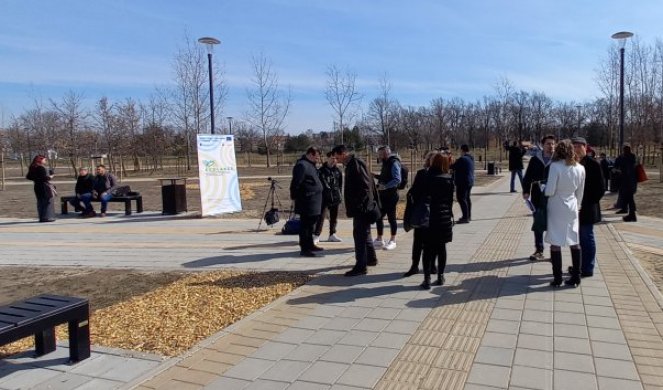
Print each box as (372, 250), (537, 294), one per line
(295, 316), (334, 330)
(420, 367), (468, 389)
(474, 346), (515, 367)
(297, 361), (349, 385)
(251, 341), (298, 361)
(464, 384), (505, 390)
(319, 345), (365, 364)
(553, 370), (597, 390)
(523, 309), (554, 323)
(524, 299), (553, 311)
(244, 379), (289, 390)
(491, 308), (522, 321)
(589, 328), (627, 344)
(398, 344), (440, 365)
(595, 358), (640, 380)
(585, 305), (618, 318)
(517, 334), (553, 351)
(554, 312), (586, 325)
(554, 351), (595, 373)
(495, 298), (524, 310)
(305, 330), (348, 346)
(259, 360), (311, 382)
(288, 344), (330, 361)
(370, 332), (411, 349)
(466, 363), (511, 388)
(481, 332), (518, 349)
(553, 293), (583, 305)
(223, 358), (275, 381)
(379, 298), (412, 310)
(204, 376), (251, 390)
(395, 308), (431, 322)
(330, 385), (369, 390)
(352, 318), (391, 332)
(586, 315), (621, 330)
(0, 368), (73, 389)
(73, 378), (125, 390)
(336, 364), (387, 388)
(554, 302), (585, 313)
(354, 347), (401, 367)
(274, 328), (316, 344)
(337, 330), (379, 347)
(30, 373), (90, 390)
(367, 307), (402, 320)
(432, 350), (474, 371)
(322, 317), (361, 331)
(583, 295), (614, 307)
(510, 365), (552, 390)
(596, 377), (644, 390)
(485, 319), (520, 335)
(554, 336), (592, 355)
(338, 306), (372, 319)
(591, 341), (633, 361)
(520, 320), (554, 337)
(288, 381), (331, 390)
(383, 320), (420, 335)
(513, 347), (554, 370)
(554, 323), (589, 339)
(311, 306), (347, 318)
(582, 287), (610, 297)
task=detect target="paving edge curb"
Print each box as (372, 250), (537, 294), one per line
(606, 222), (663, 311)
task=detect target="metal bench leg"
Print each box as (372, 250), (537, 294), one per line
(136, 197), (143, 213)
(35, 327), (56, 356)
(124, 200), (131, 215)
(68, 317), (91, 362)
(61, 200), (69, 215)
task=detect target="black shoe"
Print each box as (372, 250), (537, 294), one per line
(550, 279), (563, 287)
(510, 190), (517, 193)
(300, 251), (317, 257)
(420, 280), (431, 290)
(311, 245), (325, 251)
(39, 219), (55, 223)
(615, 209), (628, 214)
(529, 252), (544, 261)
(433, 275), (445, 286)
(367, 259), (378, 266)
(456, 218), (469, 224)
(580, 272), (594, 278)
(564, 277), (581, 287)
(623, 215), (637, 222)
(344, 268), (367, 277)
(403, 268), (419, 277)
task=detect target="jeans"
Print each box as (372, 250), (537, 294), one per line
(352, 216), (377, 270)
(314, 203), (339, 236)
(96, 192), (113, 213)
(510, 169), (523, 192)
(579, 224), (596, 274)
(376, 188), (399, 236)
(456, 185), (472, 220)
(73, 192), (94, 213)
(299, 214), (318, 252)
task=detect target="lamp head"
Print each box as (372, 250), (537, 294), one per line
(611, 31), (633, 49)
(198, 36), (221, 53)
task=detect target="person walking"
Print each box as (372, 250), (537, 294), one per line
(409, 153), (455, 289)
(374, 146), (401, 250)
(332, 145), (379, 276)
(508, 141), (526, 192)
(522, 135), (556, 261)
(403, 151), (438, 277)
(290, 147), (324, 257)
(314, 151), (343, 243)
(614, 144), (638, 222)
(545, 139), (586, 287)
(26, 155), (56, 222)
(452, 144), (474, 224)
(572, 137), (604, 278)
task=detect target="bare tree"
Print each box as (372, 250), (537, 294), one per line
(245, 52), (291, 167)
(50, 90), (89, 170)
(325, 65), (362, 144)
(367, 73), (397, 146)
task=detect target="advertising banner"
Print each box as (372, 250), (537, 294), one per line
(197, 134), (242, 216)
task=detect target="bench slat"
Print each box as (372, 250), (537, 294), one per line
(0, 321), (13, 333)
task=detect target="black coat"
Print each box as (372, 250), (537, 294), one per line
(410, 167), (454, 243)
(26, 165), (53, 199)
(523, 152), (551, 206)
(614, 152), (637, 192)
(290, 156), (323, 217)
(319, 162), (343, 206)
(579, 156), (605, 225)
(75, 174), (95, 195)
(343, 155), (375, 218)
(508, 146), (525, 171)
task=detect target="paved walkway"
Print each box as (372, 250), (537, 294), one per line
(2, 175), (663, 389)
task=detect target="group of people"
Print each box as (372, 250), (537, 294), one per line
(26, 155), (119, 222)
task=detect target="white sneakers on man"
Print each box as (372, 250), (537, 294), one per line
(327, 234), (342, 242)
(384, 240), (397, 250)
(373, 238), (385, 248)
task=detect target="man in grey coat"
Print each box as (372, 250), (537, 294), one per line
(290, 146), (324, 257)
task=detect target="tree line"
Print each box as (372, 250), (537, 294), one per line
(2, 35), (663, 174)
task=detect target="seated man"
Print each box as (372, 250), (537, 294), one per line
(92, 164), (117, 217)
(70, 167), (95, 217)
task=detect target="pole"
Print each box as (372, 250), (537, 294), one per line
(228, 117), (232, 134)
(618, 47), (625, 150)
(207, 52), (215, 135)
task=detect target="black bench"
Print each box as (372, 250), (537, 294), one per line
(61, 192), (144, 216)
(0, 294), (90, 362)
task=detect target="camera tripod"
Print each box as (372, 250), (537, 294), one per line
(256, 177), (284, 231)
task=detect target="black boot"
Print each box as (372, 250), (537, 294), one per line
(550, 250), (563, 287)
(403, 266), (419, 277)
(565, 248), (582, 287)
(420, 274), (431, 290)
(433, 274), (445, 286)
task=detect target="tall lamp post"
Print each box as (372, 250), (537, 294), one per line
(227, 116), (233, 134)
(611, 31), (633, 150)
(198, 36), (221, 134)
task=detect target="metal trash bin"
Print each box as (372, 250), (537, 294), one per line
(487, 162), (496, 175)
(159, 178), (187, 214)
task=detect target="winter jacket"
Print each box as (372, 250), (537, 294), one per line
(343, 155), (375, 218)
(452, 154), (475, 187)
(93, 173), (117, 195)
(409, 167), (454, 243)
(614, 152), (637, 192)
(523, 150), (552, 207)
(579, 156), (605, 225)
(75, 174), (95, 195)
(375, 155), (402, 189)
(508, 145), (526, 171)
(26, 165), (54, 199)
(290, 155), (323, 217)
(318, 162), (343, 207)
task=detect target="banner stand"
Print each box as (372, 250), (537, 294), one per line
(197, 134), (242, 216)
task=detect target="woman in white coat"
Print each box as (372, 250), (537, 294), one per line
(544, 139), (586, 287)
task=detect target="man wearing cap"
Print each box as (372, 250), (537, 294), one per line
(572, 137), (605, 277)
(70, 167), (96, 217)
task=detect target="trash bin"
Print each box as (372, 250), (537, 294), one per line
(487, 162), (496, 175)
(160, 178), (187, 214)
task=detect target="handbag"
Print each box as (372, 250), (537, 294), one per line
(531, 196), (548, 232)
(264, 208), (280, 225)
(636, 164), (648, 183)
(408, 196), (431, 229)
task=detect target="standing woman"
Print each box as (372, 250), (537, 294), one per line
(544, 140), (585, 287)
(26, 155), (56, 222)
(411, 152), (455, 289)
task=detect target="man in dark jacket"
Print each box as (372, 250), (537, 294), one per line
(452, 144), (474, 223)
(92, 165), (117, 217)
(522, 135), (555, 261)
(290, 146), (324, 257)
(70, 167), (95, 217)
(572, 137), (605, 277)
(332, 144), (379, 276)
(508, 141), (526, 192)
(314, 151), (343, 243)
(614, 144), (638, 222)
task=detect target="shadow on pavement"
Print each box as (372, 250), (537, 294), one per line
(182, 248), (355, 268)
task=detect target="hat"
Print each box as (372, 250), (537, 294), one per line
(571, 137), (587, 145)
(326, 151), (333, 158)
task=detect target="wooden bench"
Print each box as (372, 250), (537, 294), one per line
(0, 294), (90, 362)
(61, 192), (144, 216)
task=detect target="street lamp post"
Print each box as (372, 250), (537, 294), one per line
(611, 31), (633, 150)
(198, 36), (221, 134)
(227, 116), (233, 134)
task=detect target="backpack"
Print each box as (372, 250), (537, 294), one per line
(386, 156), (408, 190)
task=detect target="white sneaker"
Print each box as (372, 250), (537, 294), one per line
(327, 234), (342, 242)
(313, 235), (320, 245)
(373, 238), (385, 247)
(384, 240), (397, 250)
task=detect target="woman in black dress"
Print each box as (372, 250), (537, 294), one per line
(26, 155), (56, 222)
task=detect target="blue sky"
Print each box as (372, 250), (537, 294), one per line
(1, 0), (661, 133)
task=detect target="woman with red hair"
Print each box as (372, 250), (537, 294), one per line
(26, 155), (56, 222)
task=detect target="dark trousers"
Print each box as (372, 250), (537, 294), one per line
(510, 170), (523, 191)
(36, 195), (55, 222)
(620, 187), (636, 216)
(456, 185), (472, 220)
(411, 228), (425, 269)
(579, 224), (596, 274)
(534, 229), (544, 253)
(299, 214), (319, 252)
(70, 193), (94, 213)
(314, 203), (339, 236)
(353, 216), (377, 270)
(422, 232), (447, 278)
(376, 189), (399, 237)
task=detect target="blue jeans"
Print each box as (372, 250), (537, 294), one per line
(97, 192), (113, 213)
(579, 224), (596, 274)
(510, 170), (523, 192)
(456, 185), (472, 220)
(73, 193), (94, 213)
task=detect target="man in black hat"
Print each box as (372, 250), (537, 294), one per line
(572, 137), (605, 277)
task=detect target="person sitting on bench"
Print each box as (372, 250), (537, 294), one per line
(92, 164), (117, 217)
(70, 167), (96, 217)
